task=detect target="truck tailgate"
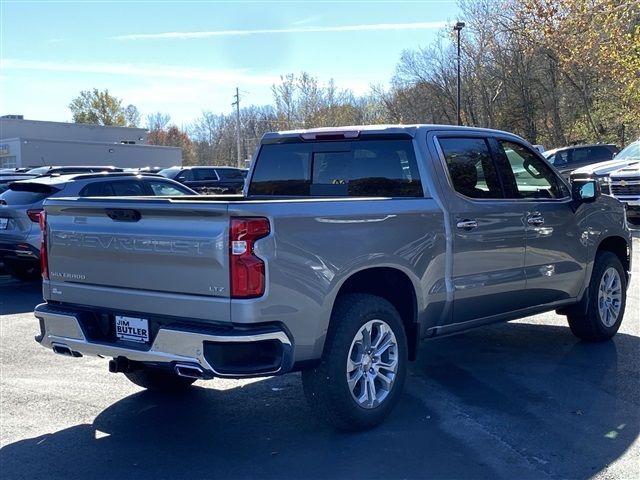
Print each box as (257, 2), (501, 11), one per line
(44, 198), (231, 322)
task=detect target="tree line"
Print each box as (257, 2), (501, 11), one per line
(69, 0), (639, 166)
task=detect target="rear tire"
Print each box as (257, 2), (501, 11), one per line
(124, 367), (196, 391)
(302, 294), (408, 431)
(567, 251), (627, 341)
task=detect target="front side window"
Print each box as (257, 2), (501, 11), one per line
(175, 170), (194, 182)
(438, 137), (503, 199)
(249, 139), (422, 197)
(217, 169), (244, 180)
(496, 140), (569, 199)
(571, 148), (590, 164)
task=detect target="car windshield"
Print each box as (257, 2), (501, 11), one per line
(615, 141), (640, 161)
(158, 167), (181, 178)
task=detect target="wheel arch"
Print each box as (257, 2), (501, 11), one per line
(558, 234), (630, 317)
(597, 235), (630, 283)
(330, 267), (420, 361)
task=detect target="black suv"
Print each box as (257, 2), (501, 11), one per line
(544, 144), (619, 178)
(158, 166), (245, 194)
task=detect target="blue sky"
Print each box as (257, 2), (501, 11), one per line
(0, 0), (460, 127)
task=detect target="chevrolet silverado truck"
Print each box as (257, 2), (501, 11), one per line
(608, 139), (640, 225)
(34, 125), (632, 430)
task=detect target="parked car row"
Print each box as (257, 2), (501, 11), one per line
(541, 140), (640, 224)
(544, 143), (619, 179)
(569, 139), (640, 224)
(158, 166), (246, 194)
(0, 172), (197, 280)
(0, 164), (248, 194)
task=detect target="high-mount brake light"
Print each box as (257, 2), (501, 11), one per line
(39, 211), (49, 279)
(300, 130), (360, 141)
(229, 217), (270, 298)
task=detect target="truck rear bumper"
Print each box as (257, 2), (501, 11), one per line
(34, 303), (293, 378)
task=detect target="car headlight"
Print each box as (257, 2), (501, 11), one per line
(597, 176), (611, 194)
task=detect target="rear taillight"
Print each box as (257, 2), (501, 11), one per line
(39, 211), (48, 279)
(229, 217), (270, 298)
(27, 208), (43, 222)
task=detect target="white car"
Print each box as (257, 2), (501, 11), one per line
(608, 140), (640, 224)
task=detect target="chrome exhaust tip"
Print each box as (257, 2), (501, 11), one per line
(174, 363), (204, 379)
(51, 343), (82, 357)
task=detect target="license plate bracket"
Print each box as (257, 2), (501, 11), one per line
(115, 315), (150, 343)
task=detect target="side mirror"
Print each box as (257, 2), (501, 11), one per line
(571, 178), (600, 202)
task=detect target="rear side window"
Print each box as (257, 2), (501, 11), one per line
(80, 181), (146, 196)
(110, 181), (146, 196)
(249, 139), (422, 197)
(79, 182), (109, 196)
(550, 150), (570, 166)
(217, 169), (244, 180)
(146, 181), (192, 196)
(438, 137), (503, 199)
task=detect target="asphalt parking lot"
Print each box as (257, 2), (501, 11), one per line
(1, 234), (638, 480)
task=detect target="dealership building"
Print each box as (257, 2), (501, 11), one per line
(0, 116), (181, 169)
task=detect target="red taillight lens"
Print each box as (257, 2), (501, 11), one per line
(229, 217), (270, 298)
(39, 211), (49, 279)
(27, 208), (43, 222)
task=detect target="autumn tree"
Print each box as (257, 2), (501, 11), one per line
(512, 0), (639, 141)
(147, 125), (197, 166)
(69, 88), (140, 127)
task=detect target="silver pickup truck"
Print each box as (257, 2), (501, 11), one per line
(34, 125), (632, 430)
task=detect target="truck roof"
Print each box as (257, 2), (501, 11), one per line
(261, 124), (527, 143)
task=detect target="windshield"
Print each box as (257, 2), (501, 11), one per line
(615, 141), (640, 161)
(158, 167), (181, 178)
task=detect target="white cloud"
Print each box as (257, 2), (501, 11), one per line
(291, 15), (324, 26)
(2, 59), (280, 86)
(111, 21), (448, 41)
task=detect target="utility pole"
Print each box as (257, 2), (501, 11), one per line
(232, 87), (242, 168)
(453, 21), (465, 126)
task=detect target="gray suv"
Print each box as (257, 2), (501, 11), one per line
(0, 172), (196, 280)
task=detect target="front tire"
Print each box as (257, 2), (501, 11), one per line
(124, 367), (196, 391)
(302, 294), (408, 431)
(567, 251), (627, 341)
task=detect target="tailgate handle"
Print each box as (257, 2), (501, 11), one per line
(106, 209), (141, 222)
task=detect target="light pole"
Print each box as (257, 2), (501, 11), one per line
(453, 21), (465, 126)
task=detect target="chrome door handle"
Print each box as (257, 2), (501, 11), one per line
(527, 215), (545, 226)
(456, 220), (478, 230)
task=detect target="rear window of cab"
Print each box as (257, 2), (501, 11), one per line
(249, 139), (422, 197)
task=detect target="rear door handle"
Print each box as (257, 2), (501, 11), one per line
(456, 219), (478, 230)
(527, 215), (544, 226)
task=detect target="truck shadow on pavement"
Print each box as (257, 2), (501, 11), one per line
(1, 323), (638, 480)
(0, 276), (42, 316)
